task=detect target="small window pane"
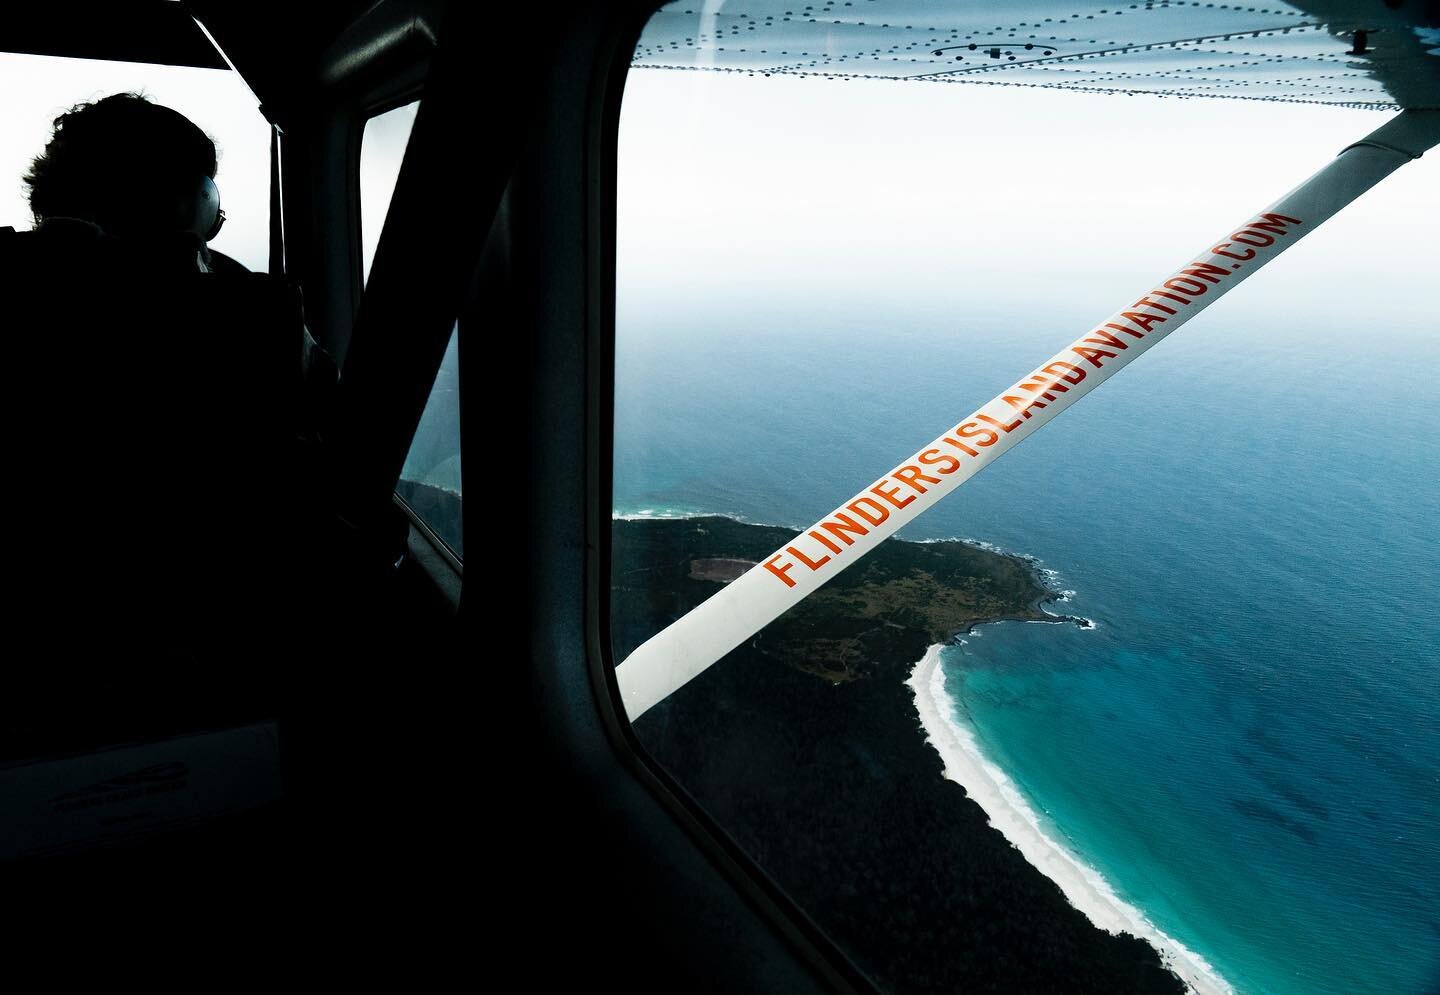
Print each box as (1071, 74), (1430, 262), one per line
(359, 101), (419, 284)
(360, 100), (461, 558)
(396, 328), (462, 558)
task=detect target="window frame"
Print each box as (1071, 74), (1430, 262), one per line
(582, 7), (876, 993)
(353, 88), (465, 575)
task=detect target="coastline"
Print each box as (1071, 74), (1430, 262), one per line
(615, 509), (1092, 633)
(907, 644), (1232, 995)
(616, 512), (1194, 991)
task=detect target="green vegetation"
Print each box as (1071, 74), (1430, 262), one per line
(613, 515), (1056, 682)
(613, 515), (1182, 995)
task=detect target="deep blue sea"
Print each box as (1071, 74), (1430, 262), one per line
(614, 286), (1439, 994)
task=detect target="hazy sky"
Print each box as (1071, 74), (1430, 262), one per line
(360, 101), (420, 283)
(618, 70), (1438, 326)
(3, 49), (1433, 326)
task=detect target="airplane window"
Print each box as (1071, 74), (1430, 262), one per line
(360, 100), (461, 558)
(360, 100), (419, 284)
(613, 6), (1439, 995)
(0, 52), (271, 270)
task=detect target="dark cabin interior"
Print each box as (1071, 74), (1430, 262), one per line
(0, 3), (847, 988)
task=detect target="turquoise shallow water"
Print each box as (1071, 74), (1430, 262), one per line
(615, 288), (1440, 994)
(926, 305), (1439, 995)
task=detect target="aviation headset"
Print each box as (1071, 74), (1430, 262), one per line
(180, 174), (226, 242)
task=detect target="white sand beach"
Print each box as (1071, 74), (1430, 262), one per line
(907, 645), (1233, 995)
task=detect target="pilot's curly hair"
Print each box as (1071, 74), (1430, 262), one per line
(23, 92), (217, 231)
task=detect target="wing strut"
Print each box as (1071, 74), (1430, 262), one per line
(617, 110), (1440, 721)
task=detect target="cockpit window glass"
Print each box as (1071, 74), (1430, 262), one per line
(0, 52), (270, 270)
(613, 5), (1439, 994)
(396, 325), (462, 558)
(359, 100), (419, 284)
(360, 100), (461, 559)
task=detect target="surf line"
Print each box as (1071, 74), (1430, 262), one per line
(616, 109), (1440, 721)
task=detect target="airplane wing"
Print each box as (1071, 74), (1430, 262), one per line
(633, 0), (1440, 110)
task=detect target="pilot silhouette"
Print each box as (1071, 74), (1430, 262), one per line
(19, 92), (240, 274)
(0, 92), (345, 692)
(12, 90), (339, 422)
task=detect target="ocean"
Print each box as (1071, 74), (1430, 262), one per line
(613, 286), (1440, 993)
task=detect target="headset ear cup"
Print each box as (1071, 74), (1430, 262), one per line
(192, 175), (223, 241)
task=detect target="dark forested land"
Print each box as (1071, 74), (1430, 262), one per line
(613, 515), (1184, 995)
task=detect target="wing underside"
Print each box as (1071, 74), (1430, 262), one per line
(634, 0), (1440, 109)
